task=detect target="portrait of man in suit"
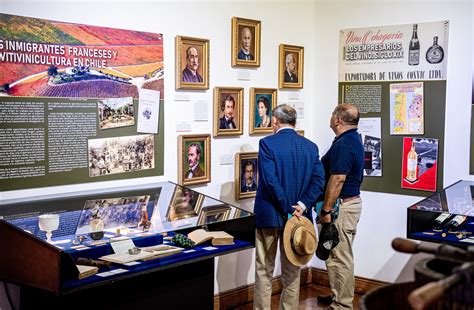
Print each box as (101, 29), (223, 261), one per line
(238, 26), (254, 61)
(241, 159), (257, 193)
(284, 53), (298, 83)
(185, 142), (204, 179)
(219, 95), (237, 129)
(182, 46), (203, 83)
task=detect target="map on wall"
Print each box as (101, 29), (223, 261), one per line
(389, 82), (424, 135)
(0, 13), (165, 192)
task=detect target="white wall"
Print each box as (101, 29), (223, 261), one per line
(312, 0), (473, 282)
(0, 0), (316, 299)
(0, 1), (472, 307)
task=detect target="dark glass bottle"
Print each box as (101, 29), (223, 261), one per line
(432, 212), (451, 231)
(426, 36), (444, 64)
(408, 24), (420, 66)
(445, 215), (467, 232)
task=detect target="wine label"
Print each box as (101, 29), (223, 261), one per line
(407, 159), (417, 171)
(434, 212), (450, 224)
(451, 215), (467, 225)
(408, 51), (420, 65)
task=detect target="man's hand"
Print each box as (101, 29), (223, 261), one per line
(291, 205), (303, 218)
(320, 213), (332, 224)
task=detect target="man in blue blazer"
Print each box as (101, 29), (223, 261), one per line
(253, 104), (325, 309)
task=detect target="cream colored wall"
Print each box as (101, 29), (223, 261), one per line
(311, 0), (473, 282)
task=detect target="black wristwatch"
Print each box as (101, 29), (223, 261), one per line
(320, 209), (333, 216)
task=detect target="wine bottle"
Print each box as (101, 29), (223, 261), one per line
(408, 24), (420, 66)
(425, 36), (444, 64)
(445, 215), (467, 232)
(432, 212), (451, 232)
(406, 140), (418, 182)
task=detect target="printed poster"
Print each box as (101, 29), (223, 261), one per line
(358, 118), (382, 176)
(401, 137), (438, 192)
(339, 21), (449, 82)
(390, 82), (424, 135)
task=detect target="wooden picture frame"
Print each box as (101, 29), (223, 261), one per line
(231, 17), (261, 68)
(197, 205), (231, 225)
(279, 44), (304, 89)
(178, 134), (211, 186)
(175, 36), (209, 90)
(213, 87), (244, 137)
(235, 152), (258, 200)
(165, 186), (204, 222)
(249, 88), (277, 135)
(296, 129), (305, 136)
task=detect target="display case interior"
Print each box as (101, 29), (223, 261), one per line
(407, 180), (474, 247)
(0, 182), (255, 301)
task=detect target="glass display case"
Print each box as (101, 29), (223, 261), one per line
(407, 180), (474, 247)
(0, 182), (255, 308)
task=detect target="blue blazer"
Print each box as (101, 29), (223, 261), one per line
(254, 129), (325, 228)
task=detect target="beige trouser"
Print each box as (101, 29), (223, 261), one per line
(325, 198), (362, 310)
(254, 228), (301, 310)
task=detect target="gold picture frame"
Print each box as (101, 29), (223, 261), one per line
(197, 205), (231, 225)
(296, 129), (305, 136)
(178, 134), (211, 186)
(249, 88), (277, 135)
(235, 152), (258, 200)
(231, 17), (261, 68)
(175, 36), (209, 90)
(279, 44), (304, 89)
(213, 87), (244, 137)
(166, 186), (204, 222)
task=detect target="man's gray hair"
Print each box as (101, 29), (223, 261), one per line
(188, 143), (201, 156)
(285, 53), (295, 64)
(272, 104), (297, 126)
(333, 104), (359, 125)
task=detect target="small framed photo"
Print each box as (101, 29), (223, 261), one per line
(296, 129), (304, 136)
(166, 186), (204, 222)
(231, 17), (261, 68)
(249, 88), (277, 135)
(197, 205), (231, 225)
(175, 36), (209, 90)
(279, 44), (304, 89)
(213, 87), (244, 137)
(178, 134), (211, 186)
(235, 152), (258, 200)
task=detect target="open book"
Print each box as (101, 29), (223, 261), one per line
(187, 229), (234, 246)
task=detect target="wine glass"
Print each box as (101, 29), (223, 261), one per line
(38, 214), (60, 243)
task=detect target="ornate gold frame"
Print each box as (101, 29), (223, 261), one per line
(175, 35), (210, 90)
(178, 134), (211, 186)
(279, 44), (304, 89)
(231, 17), (261, 68)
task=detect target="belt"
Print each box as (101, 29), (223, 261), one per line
(340, 195), (360, 203)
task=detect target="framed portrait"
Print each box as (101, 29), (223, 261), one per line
(249, 88), (277, 135)
(197, 205), (231, 225)
(178, 134), (211, 186)
(231, 17), (261, 68)
(165, 186), (204, 222)
(235, 152), (258, 200)
(175, 36), (209, 90)
(213, 87), (244, 137)
(279, 44), (304, 89)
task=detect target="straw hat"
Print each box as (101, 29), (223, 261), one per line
(283, 216), (317, 267)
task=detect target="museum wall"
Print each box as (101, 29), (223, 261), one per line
(0, 0), (473, 306)
(310, 0), (473, 282)
(0, 0), (317, 299)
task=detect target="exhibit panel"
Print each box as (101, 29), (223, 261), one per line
(407, 180), (474, 247)
(0, 182), (255, 307)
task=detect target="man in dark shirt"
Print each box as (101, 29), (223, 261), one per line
(237, 27), (254, 61)
(182, 46), (203, 83)
(284, 53), (298, 83)
(318, 103), (364, 310)
(219, 95), (237, 129)
(241, 160), (257, 192)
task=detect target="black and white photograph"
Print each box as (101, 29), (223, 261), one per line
(88, 134), (154, 177)
(98, 97), (134, 130)
(358, 118), (382, 176)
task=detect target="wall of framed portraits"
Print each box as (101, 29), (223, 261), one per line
(1, 1), (473, 306)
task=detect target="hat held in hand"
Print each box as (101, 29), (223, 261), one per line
(316, 222), (340, 261)
(283, 216), (318, 267)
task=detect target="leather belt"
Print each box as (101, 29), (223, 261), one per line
(340, 195), (360, 203)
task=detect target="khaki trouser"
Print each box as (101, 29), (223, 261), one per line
(325, 198), (362, 310)
(254, 228), (301, 310)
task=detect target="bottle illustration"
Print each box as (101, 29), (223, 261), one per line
(426, 36), (444, 64)
(406, 140), (418, 182)
(408, 24), (420, 66)
(445, 215), (467, 232)
(432, 212), (451, 232)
